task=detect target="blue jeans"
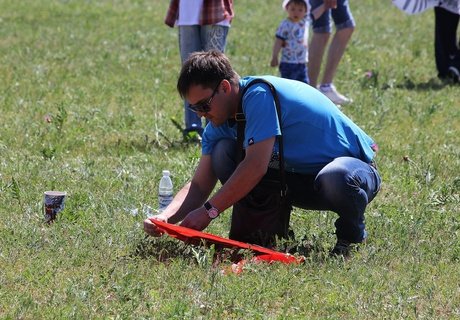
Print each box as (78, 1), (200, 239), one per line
(309, 0), (355, 33)
(211, 139), (381, 243)
(279, 62), (309, 84)
(178, 25), (230, 134)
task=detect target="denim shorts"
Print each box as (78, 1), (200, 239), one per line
(279, 62), (309, 84)
(309, 0), (355, 33)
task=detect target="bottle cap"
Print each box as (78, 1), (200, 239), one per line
(162, 170), (170, 176)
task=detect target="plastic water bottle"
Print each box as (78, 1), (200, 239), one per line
(158, 170), (173, 212)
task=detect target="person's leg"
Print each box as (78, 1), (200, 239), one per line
(279, 63), (309, 83)
(200, 25), (230, 52)
(179, 26), (204, 136)
(193, 25), (231, 131)
(211, 139), (293, 246)
(308, 33), (330, 87)
(321, 0), (355, 85)
(211, 138), (238, 184)
(287, 156), (380, 245)
(434, 7), (449, 78)
(315, 0), (355, 105)
(321, 28), (354, 84)
(295, 63), (310, 84)
(308, 0), (331, 87)
(212, 140), (382, 246)
(279, 62), (293, 80)
(446, 12), (460, 83)
(314, 157), (381, 243)
(434, 7), (460, 80)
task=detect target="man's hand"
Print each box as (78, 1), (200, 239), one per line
(324, 0), (337, 9)
(179, 207), (212, 231)
(143, 214), (168, 237)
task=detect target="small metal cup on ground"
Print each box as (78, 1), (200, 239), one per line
(43, 191), (66, 223)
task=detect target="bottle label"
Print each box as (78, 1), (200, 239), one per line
(158, 194), (173, 210)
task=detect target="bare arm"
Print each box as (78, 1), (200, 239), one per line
(165, 155), (217, 223)
(179, 136), (276, 230)
(144, 155), (217, 236)
(324, 0), (337, 9)
(270, 38), (284, 67)
(311, 3), (327, 20)
(209, 136), (275, 211)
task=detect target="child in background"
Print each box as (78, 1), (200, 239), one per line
(271, 0), (325, 84)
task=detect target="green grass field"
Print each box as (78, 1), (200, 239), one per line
(1, 0), (459, 318)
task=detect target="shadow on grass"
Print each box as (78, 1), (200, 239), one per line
(131, 236), (196, 262)
(280, 236), (326, 258)
(103, 117), (204, 155)
(99, 132), (201, 156)
(132, 234), (326, 265)
(132, 236), (256, 264)
(383, 77), (455, 91)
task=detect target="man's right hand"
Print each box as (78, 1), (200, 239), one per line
(324, 0), (337, 9)
(143, 214), (168, 237)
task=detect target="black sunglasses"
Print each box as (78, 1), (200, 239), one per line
(188, 81), (221, 113)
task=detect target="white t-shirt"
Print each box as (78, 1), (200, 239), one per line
(177, 0), (231, 26)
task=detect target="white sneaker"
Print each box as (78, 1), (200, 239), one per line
(319, 84), (352, 105)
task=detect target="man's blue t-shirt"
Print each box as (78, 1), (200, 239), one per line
(202, 76), (376, 174)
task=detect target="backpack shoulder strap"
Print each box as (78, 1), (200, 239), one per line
(236, 78), (287, 196)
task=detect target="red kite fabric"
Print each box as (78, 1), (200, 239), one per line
(150, 219), (303, 265)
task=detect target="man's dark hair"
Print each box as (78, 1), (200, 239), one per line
(177, 50), (239, 99)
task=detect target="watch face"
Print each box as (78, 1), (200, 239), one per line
(208, 208), (219, 219)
